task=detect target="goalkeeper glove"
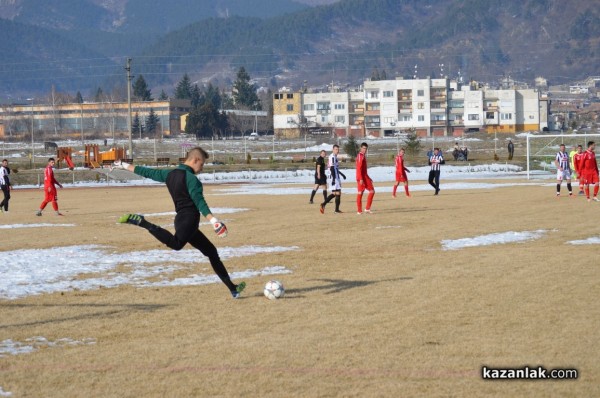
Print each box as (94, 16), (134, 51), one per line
(210, 217), (228, 238)
(112, 160), (130, 170)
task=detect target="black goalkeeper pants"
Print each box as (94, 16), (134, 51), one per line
(147, 211), (236, 291)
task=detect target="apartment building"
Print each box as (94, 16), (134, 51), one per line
(273, 77), (543, 138)
(0, 99), (192, 140)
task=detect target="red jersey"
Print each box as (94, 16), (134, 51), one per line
(44, 164), (59, 189)
(573, 152), (584, 173)
(395, 154), (408, 181)
(355, 152), (369, 182)
(580, 150), (598, 175)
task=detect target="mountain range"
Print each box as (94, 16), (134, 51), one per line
(0, 0), (598, 100)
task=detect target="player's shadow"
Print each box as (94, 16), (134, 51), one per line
(0, 303), (170, 329)
(282, 276), (412, 298)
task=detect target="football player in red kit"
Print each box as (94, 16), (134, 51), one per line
(580, 141), (599, 202)
(356, 142), (375, 214)
(573, 145), (585, 195)
(36, 158), (63, 216)
(393, 148), (411, 198)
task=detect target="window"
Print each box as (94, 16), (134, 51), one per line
(367, 91), (379, 99)
(335, 116), (345, 123)
(401, 115), (412, 122)
(287, 117), (294, 123)
(468, 114), (480, 120)
(366, 103), (380, 111)
(501, 113), (512, 120)
(417, 89), (424, 96)
(486, 112), (494, 119)
(303, 104), (314, 111)
(417, 102), (425, 109)
(383, 117), (396, 124)
(383, 91), (394, 98)
(334, 103), (345, 110)
(418, 115), (425, 122)
(317, 102), (330, 111)
(321, 116), (328, 123)
(467, 102), (479, 108)
(449, 100), (464, 108)
(274, 94), (282, 99)
(286, 93), (294, 99)
(286, 104), (294, 112)
(431, 114), (446, 121)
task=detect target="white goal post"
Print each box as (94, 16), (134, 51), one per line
(526, 133), (600, 179)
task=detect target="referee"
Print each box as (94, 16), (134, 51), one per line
(428, 147), (444, 195)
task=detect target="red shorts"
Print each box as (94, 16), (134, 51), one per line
(357, 177), (374, 192)
(395, 171), (408, 182)
(583, 172), (599, 185)
(44, 187), (58, 202)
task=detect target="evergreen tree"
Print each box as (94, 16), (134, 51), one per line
(132, 112), (144, 137)
(174, 73), (193, 99)
(145, 108), (160, 136)
(133, 75), (152, 101)
(221, 90), (234, 109)
(75, 91), (83, 104)
(94, 87), (104, 102)
(191, 84), (203, 108)
(233, 67), (261, 109)
(158, 89), (169, 101)
(205, 83), (222, 109)
(344, 135), (359, 160)
(380, 69), (387, 80)
(185, 102), (227, 139)
(403, 131), (422, 156)
(371, 68), (381, 81)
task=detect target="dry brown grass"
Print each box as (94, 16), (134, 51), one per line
(0, 179), (598, 397)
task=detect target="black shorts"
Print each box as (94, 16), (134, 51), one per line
(315, 175), (327, 185)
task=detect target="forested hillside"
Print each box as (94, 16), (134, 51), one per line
(0, 0), (598, 98)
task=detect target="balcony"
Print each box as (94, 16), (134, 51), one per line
(430, 120), (447, 126)
(364, 109), (380, 116)
(366, 123), (380, 128)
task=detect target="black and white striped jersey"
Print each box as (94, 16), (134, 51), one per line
(429, 154), (443, 171)
(555, 151), (570, 171)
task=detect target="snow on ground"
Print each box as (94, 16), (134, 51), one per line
(0, 223), (75, 229)
(0, 244), (297, 300)
(566, 237), (600, 245)
(441, 230), (549, 250)
(0, 337), (96, 358)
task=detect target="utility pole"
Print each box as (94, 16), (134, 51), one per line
(125, 58), (133, 158)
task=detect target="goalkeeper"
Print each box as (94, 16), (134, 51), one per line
(113, 146), (246, 299)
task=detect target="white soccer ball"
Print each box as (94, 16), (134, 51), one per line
(264, 280), (285, 300)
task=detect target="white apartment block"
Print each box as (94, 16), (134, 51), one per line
(273, 78), (543, 138)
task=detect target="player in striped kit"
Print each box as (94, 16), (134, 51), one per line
(580, 141), (599, 202)
(554, 144), (573, 197)
(392, 148), (411, 198)
(320, 145), (346, 214)
(428, 148), (444, 195)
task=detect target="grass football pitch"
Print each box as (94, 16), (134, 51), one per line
(0, 179), (598, 397)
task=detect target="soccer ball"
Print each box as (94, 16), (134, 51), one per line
(264, 280), (285, 300)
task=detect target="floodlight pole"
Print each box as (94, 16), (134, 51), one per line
(125, 58), (133, 158)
